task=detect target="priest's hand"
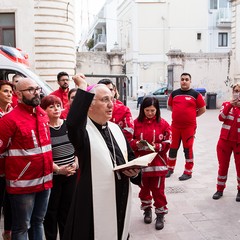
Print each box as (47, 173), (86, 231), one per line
(122, 168), (140, 177)
(72, 73), (87, 90)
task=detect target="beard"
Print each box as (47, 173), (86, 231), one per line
(22, 94), (41, 107)
(61, 83), (69, 90)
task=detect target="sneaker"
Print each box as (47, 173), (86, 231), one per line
(155, 214), (164, 230)
(179, 174), (192, 181)
(236, 191), (240, 202)
(212, 191), (223, 200)
(143, 208), (152, 224)
(166, 169), (174, 178)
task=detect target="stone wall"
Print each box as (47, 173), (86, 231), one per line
(167, 50), (232, 108)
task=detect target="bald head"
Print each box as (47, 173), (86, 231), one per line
(15, 78), (41, 107)
(88, 84), (114, 125)
(15, 78), (37, 91)
(89, 84), (111, 95)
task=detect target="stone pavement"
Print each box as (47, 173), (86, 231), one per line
(127, 99), (240, 240)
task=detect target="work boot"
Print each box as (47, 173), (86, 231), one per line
(143, 208), (152, 224)
(212, 191), (223, 200)
(155, 213), (164, 230)
(236, 191), (240, 202)
(179, 174), (192, 181)
(166, 169), (174, 178)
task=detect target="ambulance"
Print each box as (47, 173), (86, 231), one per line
(0, 45), (53, 96)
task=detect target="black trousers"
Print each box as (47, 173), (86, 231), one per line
(44, 173), (77, 240)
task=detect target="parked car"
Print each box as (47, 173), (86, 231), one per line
(146, 86), (169, 108)
(0, 45), (53, 97)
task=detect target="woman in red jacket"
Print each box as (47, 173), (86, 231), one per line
(130, 97), (171, 230)
(213, 83), (240, 201)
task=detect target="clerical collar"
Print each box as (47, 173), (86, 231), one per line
(91, 119), (108, 131)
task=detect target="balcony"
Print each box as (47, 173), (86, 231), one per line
(216, 8), (231, 28)
(92, 34), (106, 51)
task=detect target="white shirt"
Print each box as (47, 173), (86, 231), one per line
(137, 88), (145, 98)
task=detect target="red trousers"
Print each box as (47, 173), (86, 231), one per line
(168, 125), (195, 175)
(139, 176), (168, 214)
(216, 138), (240, 191)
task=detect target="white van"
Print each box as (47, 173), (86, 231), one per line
(0, 45), (52, 96)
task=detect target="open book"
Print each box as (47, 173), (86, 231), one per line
(113, 152), (157, 171)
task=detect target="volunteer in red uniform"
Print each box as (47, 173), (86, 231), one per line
(0, 78), (53, 240)
(0, 81), (13, 240)
(130, 97), (171, 230)
(212, 83), (240, 201)
(166, 73), (206, 180)
(50, 71), (70, 109)
(98, 79), (134, 141)
(61, 88), (77, 119)
(11, 74), (23, 107)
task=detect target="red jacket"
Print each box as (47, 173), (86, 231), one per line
(0, 105), (13, 176)
(0, 103), (53, 194)
(218, 102), (240, 143)
(11, 93), (18, 107)
(60, 103), (70, 119)
(50, 87), (69, 109)
(130, 116), (171, 177)
(110, 100), (134, 141)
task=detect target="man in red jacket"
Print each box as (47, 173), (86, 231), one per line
(50, 71), (70, 109)
(0, 78), (53, 240)
(166, 73), (206, 181)
(11, 74), (23, 107)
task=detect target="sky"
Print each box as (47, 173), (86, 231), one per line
(75, 0), (106, 43)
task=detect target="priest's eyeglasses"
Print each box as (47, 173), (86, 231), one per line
(19, 87), (42, 94)
(93, 96), (114, 104)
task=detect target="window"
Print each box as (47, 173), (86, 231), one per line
(210, 0), (218, 9)
(197, 33), (202, 40)
(0, 13), (15, 47)
(218, 32), (228, 47)
(210, 0), (229, 9)
(219, 0), (228, 8)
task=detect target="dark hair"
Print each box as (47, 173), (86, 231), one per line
(0, 80), (13, 90)
(137, 97), (161, 122)
(57, 71), (69, 81)
(97, 79), (113, 85)
(40, 95), (62, 110)
(181, 72), (191, 79)
(68, 88), (77, 100)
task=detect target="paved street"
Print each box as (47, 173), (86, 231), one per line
(128, 100), (240, 240)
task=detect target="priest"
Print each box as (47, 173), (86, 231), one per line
(63, 74), (141, 240)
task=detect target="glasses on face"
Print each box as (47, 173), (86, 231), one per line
(94, 96), (114, 104)
(59, 78), (69, 82)
(19, 87), (42, 94)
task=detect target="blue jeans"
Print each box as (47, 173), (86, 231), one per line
(9, 189), (51, 240)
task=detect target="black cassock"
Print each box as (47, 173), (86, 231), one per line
(63, 89), (141, 240)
